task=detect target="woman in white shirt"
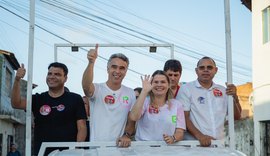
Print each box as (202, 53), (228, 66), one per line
(129, 70), (186, 144)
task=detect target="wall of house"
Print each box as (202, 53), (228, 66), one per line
(0, 55), (16, 115)
(225, 119), (254, 156)
(0, 54), (26, 155)
(0, 120), (14, 155)
(252, 0), (270, 121)
(15, 124), (26, 156)
(223, 83), (254, 155)
(251, 1), (270, 156)
(236, 82), (253, 118)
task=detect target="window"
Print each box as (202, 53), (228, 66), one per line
(262, 6), (270, 44)
(5, 68), (12, 97)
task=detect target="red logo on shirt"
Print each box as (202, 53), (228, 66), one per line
(213, 89), (223, 97)
(148, 105), (159, 114)
(104, 95), (115, 104)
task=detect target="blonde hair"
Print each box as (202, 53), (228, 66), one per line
(149, 70), (174, 109)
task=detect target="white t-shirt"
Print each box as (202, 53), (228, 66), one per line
(89, 83), (136, 141)
(135, 97), (186, 141)
(176, 80), (227, 139)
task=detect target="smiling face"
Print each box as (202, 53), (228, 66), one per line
(107, 58), (128, 85)
(151, 74), (170, 97)
(46, 67), (67, 90)
(195, 58), (218, 86)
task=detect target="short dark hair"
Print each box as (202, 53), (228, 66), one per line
(134, 87), (142, 94)
(107, 53), (129, 68)
(163, 59), (182, 74)
(197, 56), (216, 67)
(48, 62), (68, 76)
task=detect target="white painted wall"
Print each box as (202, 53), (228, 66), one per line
(252, 1), (270, 120)
(251, 1), (270, 156)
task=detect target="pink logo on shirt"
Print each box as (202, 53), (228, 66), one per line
(39, 105), (51, 116)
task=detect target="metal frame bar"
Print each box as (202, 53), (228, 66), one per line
(54, 43), (174, 61)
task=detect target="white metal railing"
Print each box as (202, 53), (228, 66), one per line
(38, 140), (225, 156)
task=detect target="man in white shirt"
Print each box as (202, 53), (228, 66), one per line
(82, 44), (136, 147)
(176, 56), (242, 147)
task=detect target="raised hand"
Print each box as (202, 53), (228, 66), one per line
(141, 75), (153, 93)
(87, 44), (98, 63)
(15, 63), (26, 80)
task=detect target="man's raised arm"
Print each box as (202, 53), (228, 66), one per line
(82, 44), (98, 97)
(11, 63), (27, 109)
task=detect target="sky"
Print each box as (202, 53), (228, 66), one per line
(0, 0), (252, 96)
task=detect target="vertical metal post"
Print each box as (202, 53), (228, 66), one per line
(26, 0), (35, 155)
(54, 44), (57, 62)
(170, 44), (174, 59)
(224, 0), (235, 150)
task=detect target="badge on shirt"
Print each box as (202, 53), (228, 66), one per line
(213, 88), (223, 97)
(122, 96), (129, 104)
(197, 97), (205, 104)
(172, 115), (177, 123)
(56, 104), (65, 111)
(40, 105), (51, 116)
(104, 95), (115, 104)
(148, 105), (159, 114)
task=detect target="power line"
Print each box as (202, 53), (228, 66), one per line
(0, 1), (251, 83)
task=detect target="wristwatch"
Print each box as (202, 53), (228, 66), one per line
(172, 135), (177, 143)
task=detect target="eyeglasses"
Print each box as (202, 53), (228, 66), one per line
(197, 65), (214, 70)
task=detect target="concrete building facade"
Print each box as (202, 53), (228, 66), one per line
(0, 50), (26, 156)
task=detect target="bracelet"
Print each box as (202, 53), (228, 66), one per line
(172, 135), (177, 143)
(123, 132), (132, 139)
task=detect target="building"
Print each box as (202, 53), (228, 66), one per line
(225, 82), (254, 156)
(241, 0), (270, 155)
(237, 82), (253, 119)
(0, 50), (29, 156)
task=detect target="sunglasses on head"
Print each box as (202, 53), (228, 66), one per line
(197, 65), (214, 70)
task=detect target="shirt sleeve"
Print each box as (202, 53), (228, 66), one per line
(176, 101), (186, 130)
(75, 94), (87, 120)
(176, 84), (191, 111)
